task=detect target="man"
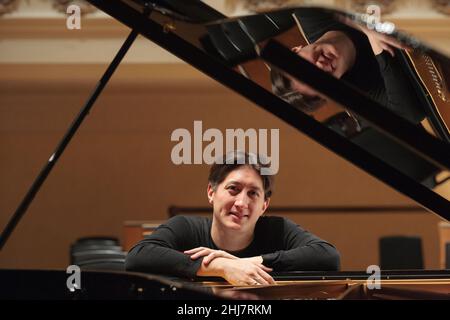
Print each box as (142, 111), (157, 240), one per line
(270, 12), (439, 187)
(125, 151), (340, 285)
(271, 10), (426, 125)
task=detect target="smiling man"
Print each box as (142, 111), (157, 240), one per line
(125, 151), (340, 285)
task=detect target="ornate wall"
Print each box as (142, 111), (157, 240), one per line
(1, 0), (449, 17)
(225, 0), (450, 16)
(0, 0), (449, 64)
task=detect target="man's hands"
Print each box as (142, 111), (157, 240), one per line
(364, 29), (411, 57)
(339, 15), (412, 57)
(218, 258), (276, 286)
(184, 247), (239, 265)
(184, 247), (275, 286)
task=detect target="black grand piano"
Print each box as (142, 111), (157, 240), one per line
(1, 0), (450, 300)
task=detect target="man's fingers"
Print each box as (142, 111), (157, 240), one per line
(253, 275), (269, 285)
(258, 264), (273, 273)
(257, 272), (272, 285)
(381, 35), (411, 51)
(187, 248), (240, 264)
(203, 251), (220, 265)
(222, 252), (238, 260)
(381, 42), (395, 57)
(190, 249), (211, 260)
(257, 269), (276, 285)
(204, 251), (238, 265)
(247, 269), (275, 286)
(338, 14), (412, 55)
(184, 247), (205, 254)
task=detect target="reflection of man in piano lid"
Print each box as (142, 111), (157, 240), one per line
(270, 29), (358, 113)
(125, 151), (340, 286)
(271, 19), (415, 110)
(270, 19), (423, 122)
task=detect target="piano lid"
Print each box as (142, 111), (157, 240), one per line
(85, 0), (450, 220)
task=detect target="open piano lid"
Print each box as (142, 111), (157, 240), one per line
(83, 0), (450, 220)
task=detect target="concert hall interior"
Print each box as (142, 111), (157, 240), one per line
(1, 0), (450, 300)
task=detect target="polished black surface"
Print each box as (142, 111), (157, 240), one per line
(83, 0), (450, 220)
(0, 269), (220, 300)
(2, 268), (449, 299)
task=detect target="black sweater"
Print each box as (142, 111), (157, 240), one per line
(125, 215), (340, 279)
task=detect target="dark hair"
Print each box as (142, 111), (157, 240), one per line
(208, 151), (274, 199)
(270, 67), (326, 113)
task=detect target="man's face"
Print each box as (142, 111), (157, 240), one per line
(288, 41), (350, 97)
(292, 42), (344, 78)
(207, 166), (269, 232)
(283, 44), (333, 102)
